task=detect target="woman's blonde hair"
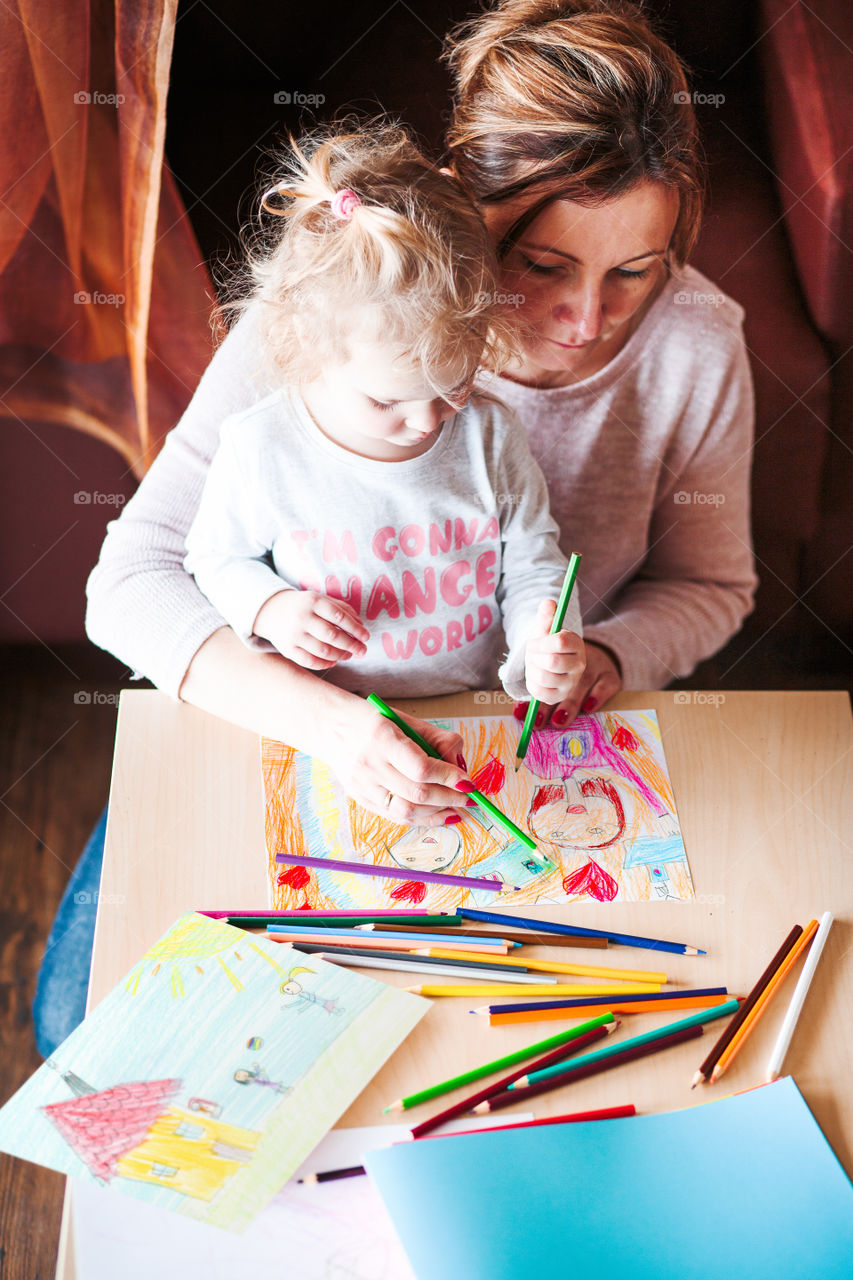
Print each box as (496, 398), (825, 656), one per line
(225, 119), (515, 394)
(444, 0), (704, 263)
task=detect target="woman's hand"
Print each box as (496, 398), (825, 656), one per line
(323, 697), (471, 828)
(254, 590), (369, 671)
(524, 599), (586, 706)
(515, 639), (623, 729)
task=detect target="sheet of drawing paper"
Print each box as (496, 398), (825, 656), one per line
(72, 1117), (529, 1280)
(0, 914), (427, 1232)
(366, 1078), (853, 1280)
(264, 709), (692, 909)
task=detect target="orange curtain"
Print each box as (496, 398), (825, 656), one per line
(0, 0), (216, 477)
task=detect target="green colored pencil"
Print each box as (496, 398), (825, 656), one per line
(367, 693), (539, 854)
(509, 998), (740, 1089)
(515, 552), (582, 769)
(382, 1012), (615, 1112)
(227, 915), (461, 929)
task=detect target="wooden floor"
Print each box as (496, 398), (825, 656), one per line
(0, 639), (849, 1280)
(0, 646), (132, 1280)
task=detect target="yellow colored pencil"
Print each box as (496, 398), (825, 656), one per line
(415, 948), (666, 983)
(710, 919), (819, 1083)
(404, 982), (662, 997)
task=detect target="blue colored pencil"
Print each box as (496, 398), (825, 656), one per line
(459, 907), (705, 956)
(474, 987), (729, 1016)
(266, 924), (510, 948)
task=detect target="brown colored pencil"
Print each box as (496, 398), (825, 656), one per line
(478, 1023), (703, 1111)
(690, 924), (803, 1087)
(362, 923), (607, 948)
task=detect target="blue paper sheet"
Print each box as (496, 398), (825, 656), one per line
(365, 1078), (853, 1280)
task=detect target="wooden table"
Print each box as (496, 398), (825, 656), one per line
(57, 689), (853, 1276)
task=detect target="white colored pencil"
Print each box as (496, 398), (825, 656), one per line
(765, 910), (834, 1082)
(314, 952), (558, 984)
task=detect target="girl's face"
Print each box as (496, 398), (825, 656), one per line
(387, 825), (462, 872)
(301, 328), (473, 462)
(489, 181), (679, 388)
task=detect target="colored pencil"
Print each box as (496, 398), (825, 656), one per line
(487, 995), (733, 1025)
(316, 952), (555, 983)
(406, 1024), (617, 1136)
(199, 909), (461, 922)
(474, 988), (729, 1017)
(266, 933), (520, 960)
(275, 851), (519, 893)
(515, 553), (582, 769)
(418, 1104), (636, 1140)
(385, 1012), (616, 1112)
(367, 692), (540, 855)
(478, 1024), (704, 1111)
(766, 911), (834, 1083)
(403, 982), (662, 997)
(710, 919), (820, 1083)
(267, 925), (511, 951)
(417, 949), (666, 983)
(357, 924), (521, 947)
(360, 923), (607, 948)
(298, 1165), (366, 1184)
(269, 939), (546, 974)
(458, 907), (704, 955)
(691, 924), (803, 1087)
(512, 1000), (738, 1088)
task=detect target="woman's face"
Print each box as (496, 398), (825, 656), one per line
(529, 775), (621, 847)
(387, 825), (462, 872)
(490, 181), (679, 387)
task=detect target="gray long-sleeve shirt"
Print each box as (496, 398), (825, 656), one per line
(183, 386), (574, 699)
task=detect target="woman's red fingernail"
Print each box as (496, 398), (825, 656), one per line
(552, 709), (568, 727)
(465, 798), (477, 807)
(534, 711), (545, 728)
(513, 702), (528, 721)
(456, 753), (468, 771)
(455, 780), (476, 793)
(582, 697), (597, 713)
(444, 814), (462, 826)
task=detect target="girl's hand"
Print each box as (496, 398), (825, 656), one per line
(324, 697), (470, 828)
(524, 598), (586, 706)
(254, 590), (370, 671)
(515, 639), (623, 729)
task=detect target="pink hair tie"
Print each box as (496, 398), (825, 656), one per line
(330, 188), (361, 221)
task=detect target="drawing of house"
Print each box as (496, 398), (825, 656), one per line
(42, 1078), (261, 1201)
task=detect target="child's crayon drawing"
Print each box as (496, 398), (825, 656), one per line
(0, 914), (427, 1232)
(263, 711), (693, 909)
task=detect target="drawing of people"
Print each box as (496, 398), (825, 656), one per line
(233, 1063), (292, 1094)
(386, 824), (462, 872)
(280, 976), (344, 1017)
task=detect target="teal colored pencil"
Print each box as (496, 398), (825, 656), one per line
(367, 693), (539, 854)
(384, 1012), (615, 1112)
(515, 552), (582, 769)
(509, 998), (740, 1088)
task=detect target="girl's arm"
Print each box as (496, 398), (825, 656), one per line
(85, 307), (467, 822)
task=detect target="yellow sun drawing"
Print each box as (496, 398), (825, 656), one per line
(124, 915), (289, 998)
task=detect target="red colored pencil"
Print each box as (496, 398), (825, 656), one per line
(407, 1023), (617, 1139)
(418, 1104), (637, 1140)
(477, 1023), (704, 1112)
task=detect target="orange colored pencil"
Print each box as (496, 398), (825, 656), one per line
(489, 995), (731, 1026)
(417, 949), (665, 983)
(267, 932), (509, 954)
(710, 919), (819, 1083)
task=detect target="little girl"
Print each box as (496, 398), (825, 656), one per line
(184, 122), (584, 779)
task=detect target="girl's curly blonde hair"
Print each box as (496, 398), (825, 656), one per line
(224, 119), (517, 396)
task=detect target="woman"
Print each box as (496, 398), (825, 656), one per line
(36, 0), (755, 1052)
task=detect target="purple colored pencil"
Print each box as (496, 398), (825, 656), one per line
(275, 852), (518, 893)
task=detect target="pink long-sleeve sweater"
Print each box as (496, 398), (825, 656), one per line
(85, 263), (757, 694)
